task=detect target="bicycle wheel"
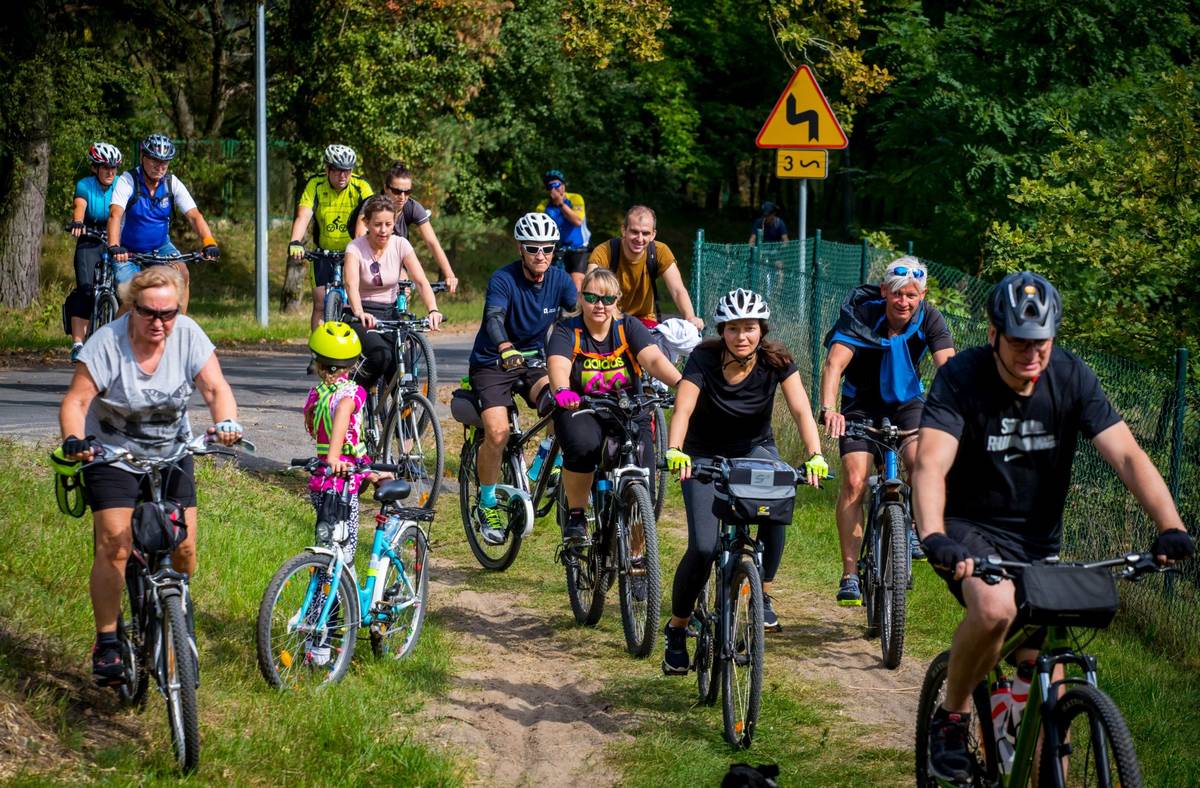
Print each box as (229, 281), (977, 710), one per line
(695, 572), (719, 706)
(403, 330), (438, 404)
(116, 565), (148, 707)
(89, 289), (118, 336)
(323, 287), (345, 323)
(618, 482), (660, 658)
(161, 593), (199, 772)
(381, 391), (444, 510)
(1039, 684), (1142, 788)
(879, 503), (910, 669)
(371, 524), (430, 661)
(862, 512), (881, 638)
(722, 554), (764, 748)
(651, 405), (667, 520)
(562, 481), (606, 625)
(458, 434), (524, 571)
(915, 649), (997, 787)
(256, 551), (359, 688)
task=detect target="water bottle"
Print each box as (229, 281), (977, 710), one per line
(1009, 659), (1035, 737)
(990, 675), (1016, 774)
(528, 437), (553, 481)
(595, 478), (613, 514)
(381, 515), (403, 547)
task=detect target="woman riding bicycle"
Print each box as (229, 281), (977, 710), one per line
(547, 268), (682, 543)
(64, 141), (123, 361)
(57, 266), (242, 686)
(661, 288), (828, 674)
(343, 194), (443, 391)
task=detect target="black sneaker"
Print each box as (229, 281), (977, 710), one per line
(92, 641), (125, 687)
(910, 528), (927, 562)
(928, 707), (974, 783)
(661, 623), (689, 675)
(762, 594), (781, 632)
(562, 509), (588, 545)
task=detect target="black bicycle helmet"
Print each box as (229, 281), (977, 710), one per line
(987, 271), (1062, 340)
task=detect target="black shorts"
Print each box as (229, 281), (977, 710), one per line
(469, 364), (549, 411)
(312, 256), (339, 288)
(82, 455), (197, 511)
(560, 248), (588, 275)
(839, 397), (924, 458)
(933, 518), (1057, 607)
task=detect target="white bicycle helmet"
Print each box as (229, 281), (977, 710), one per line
(513, 212), (560, 243)
(140, 134), (176, 161)
(324, 144), (357, 170)
(87, 142), (122, 168)
(713, 288), (770, 325)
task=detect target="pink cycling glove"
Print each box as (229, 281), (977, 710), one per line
(555, 389), (581, 409)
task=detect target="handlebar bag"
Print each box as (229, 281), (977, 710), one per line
(713, 456), (797, 526)
(1016, 564), (1119, 629)
(132, 500), (187, 554)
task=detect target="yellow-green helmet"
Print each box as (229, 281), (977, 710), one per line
(308, 321), (362, 365)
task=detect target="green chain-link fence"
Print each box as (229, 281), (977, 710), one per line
(691, 231), (1198, 655)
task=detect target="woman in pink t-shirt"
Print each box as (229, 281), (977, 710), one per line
(343, 194), (443, 388)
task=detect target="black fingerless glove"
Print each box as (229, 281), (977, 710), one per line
(107, 244), (127, 258)
(921, 532), (970, 570)
(62, 434), (96, 456)
(1151, 529), (1195, 561)
(203, 243), (220, 260)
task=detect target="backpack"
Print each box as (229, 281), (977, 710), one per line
(309, 175), (367, 246)
(609, 237), (661, 319)
(126, 168), (175, 223)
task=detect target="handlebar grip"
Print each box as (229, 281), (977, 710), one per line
(369, 462), (400, 473)
(289, 458), (313, 468)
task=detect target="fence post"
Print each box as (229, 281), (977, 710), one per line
(1169, 347), (1188, 501)
(810, 229), (824, 411)
(860, 238), (870, 284)
(750, 228), (762, 292)
(907, 240), (914, 256)
(692, 229), (705, 310)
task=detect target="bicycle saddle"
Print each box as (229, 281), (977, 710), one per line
(374, 479), (412, 503)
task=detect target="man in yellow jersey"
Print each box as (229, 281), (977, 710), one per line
(288, 144), (374, 329)
(536, 169), (590, 290)
(587, 205), (704, 331)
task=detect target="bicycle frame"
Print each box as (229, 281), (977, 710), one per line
(850, 421), (916, 591)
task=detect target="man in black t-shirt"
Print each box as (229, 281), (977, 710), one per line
(912, 271), (1194, 784)
(820, 257), (955, 604)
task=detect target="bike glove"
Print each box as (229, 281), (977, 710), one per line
(203, 243), (220, 260)
(665, 448), (691, 473)
(62, 434), (97, 457)
(107, 244), (127, 259)
(921, 533), (970, 571)
(554, 388), (581, 409)
(1151, 528), (1195, 561)
(500, 348), (525, 371)
(68, 221), (85, 233)
(214, 419), (243, 434)
(288, 241), (305, 260)
(804, 452), (829, 480)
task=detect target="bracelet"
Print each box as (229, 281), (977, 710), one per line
(429, 309), (442, 315)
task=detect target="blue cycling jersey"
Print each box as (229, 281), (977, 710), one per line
(469, 261), (578, 367)
(74, 176), (115, 226)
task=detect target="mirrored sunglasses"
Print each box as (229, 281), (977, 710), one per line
(546, 181), (563, 190)
(581, 292), (618, 306)
(887, 265), (926, 279)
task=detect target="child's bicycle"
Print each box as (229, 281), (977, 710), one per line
(915, 552), (1174, 787)
(256, 457), (432, 688)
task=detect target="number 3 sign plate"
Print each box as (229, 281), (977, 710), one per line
(776, 149), (828, 180)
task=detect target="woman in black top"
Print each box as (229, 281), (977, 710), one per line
(661, 288), (827, 674)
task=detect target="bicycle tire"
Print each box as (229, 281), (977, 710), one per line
(90, 289), (118, 336)
(371, 524), (430, 661)
(403, 329), (438, 404)
(722, 554), (764, 748)
(256, 551), (359, 688)
(323, 287), (345, 324)
(695, 573), (719, 706)
(879, 503), (909, 669)
(618, 482), (660, 658)
(914, 649), (997, 787)
(161, 593), (200, 772)
(651, 405), (667, 521)
(458, 434), (523, 571)
(116, 565), (148, 707)
(862, 511), (881, 638)
(562, 481), (606, 626)
(381, 391), (444, 510)
(1038, 684), (1143, 788)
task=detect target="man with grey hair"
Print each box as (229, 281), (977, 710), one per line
(818, 256), (956, 605)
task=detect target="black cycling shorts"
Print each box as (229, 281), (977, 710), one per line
(468, 364), (549, 411)
(933, 518), (1056, 606)
(560, 248), (588, 276)
(839, 397), (924, 458)
(312, 256), (339, 288)
(82, 455), (197, 512)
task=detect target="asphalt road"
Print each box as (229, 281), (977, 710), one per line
(0, 331), (475, 470)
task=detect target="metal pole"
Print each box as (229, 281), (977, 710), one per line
(254, 2), (269, 326)
(798, 179), (808, 270)
(1169, 347), (1189, 501)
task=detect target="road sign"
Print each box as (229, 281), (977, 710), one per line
(756, 66), (847, 150)
(776, 149), (828, 179)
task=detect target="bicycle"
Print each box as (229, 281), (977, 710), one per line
(257, 457), (432, 688)
(557, 391), (664, 657)
(686, 456), (815, 749)
(915, 552), (1172, 787)
(63, 223), (117, 337)
(644, 377), (673, 521)
(844, 418), (919, 669)
(452, 352), (562, 571)
(305, 248), (348, 324)
(84, 433), (254, 772)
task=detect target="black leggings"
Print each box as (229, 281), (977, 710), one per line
(669, 444), (787, 620)
(552, 407), (651, 474)
(347, 303), (398, 390)
(63, 236), (105, 328)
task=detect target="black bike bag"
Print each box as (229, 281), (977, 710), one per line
(450, 387), (483, 427)
(1016, 564), (1119, 629)
(132, 500), (187, 554)
(713, 456), (797, 527)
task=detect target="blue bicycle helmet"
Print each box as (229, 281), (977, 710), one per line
(988, 271), (1062, 340)
(141, 134), (176, 161)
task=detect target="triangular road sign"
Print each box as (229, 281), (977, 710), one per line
(756, 66), (848, 150)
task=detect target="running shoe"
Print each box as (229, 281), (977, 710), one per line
(928, 707), (973, 783)
(92, 641), (125, 687)
(661, 623), (689, 675)
(910, 528), (926, 561)
(70, 342), (85, 362)
(837, 574), (863, 606)
(762, 594), (781, 632)
(477, 501), (508, 546)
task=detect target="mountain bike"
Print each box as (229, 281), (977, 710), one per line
(452, 353), (562, 571)
(392, 278), (448, 401)
(306, 249), (348, 323)
(687, 456), (815, 749)
(915, 552), (1173, 788)
(85, 433), (254, 773)
(63, 223), (116, 337)
(257, 457), (432, 688)
(557, 392), (664, 657)
(641, 376), (673, 521)
(844, 418), (919, 669)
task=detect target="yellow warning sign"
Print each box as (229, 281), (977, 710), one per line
(756, 66), (847, 150)
(776, 149), (828, 179)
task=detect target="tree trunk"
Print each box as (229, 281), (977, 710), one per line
(0, 101), (50, 308)
(280, 257), (308, 312)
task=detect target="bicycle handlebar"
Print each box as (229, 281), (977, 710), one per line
(126, 251), (207, 266)
(971, 552), (1171, 584)
(684, 456), (835, 486)
(304, 249), (345, 262)
(84, 433), (255, 471)
(843, 418), (919, 442)
(64, 223), (108, 242)
(288, 456), (400, 475)
(571, 391), (671, 420)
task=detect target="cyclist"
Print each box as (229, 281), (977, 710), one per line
(588, 205), (704, 332)
(64, 142), (123, 360)
(535, 168), (590, 290)
(106, 134), (220, 315)
(343, 194), (443, 390)
(748, 201), (789, 244)
(819, 257), (955, 605)
(288, 144), (374, 330)
(912, 271), (1194, 783)
(57, 266), (242, 686)
(662, 289), (828, 672)
(468, 212), (578, 545)
(382, 161), (459, 293)
(547, 268), (682, 543)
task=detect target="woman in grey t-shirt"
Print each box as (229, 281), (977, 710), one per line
(58, 266), (241, 686)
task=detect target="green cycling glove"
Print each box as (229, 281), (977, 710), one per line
(665, 448), (691, 473)
(805, 452), (830, 480)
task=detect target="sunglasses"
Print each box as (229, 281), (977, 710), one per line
(370, 260), (383, 287)
(546, 181), (563, 190)
(582, 292), (618, 306)
(887, 265), (926, 279)
(134, 303), (180, 322)
(387, 186), (413, 196)
(521, 243), (556, 257)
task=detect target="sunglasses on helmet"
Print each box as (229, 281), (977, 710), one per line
(887, 265), (926, 279)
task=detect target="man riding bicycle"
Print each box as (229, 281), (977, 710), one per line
(64, 141), (123, 360)
(106, 134), (220, 315)
(288, 144), (374, 330)
(535, 168), (590, 290)
(911, 271), (1194, 784)
(819, 257), (955, 605)
(468, 212), (578, 545)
